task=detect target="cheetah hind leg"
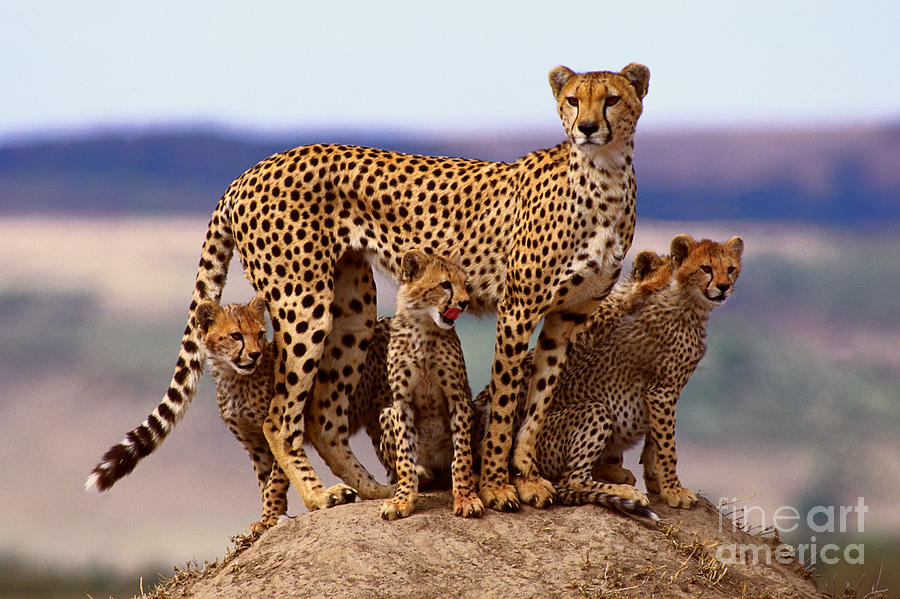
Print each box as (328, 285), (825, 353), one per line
(305, 251), (393, 500)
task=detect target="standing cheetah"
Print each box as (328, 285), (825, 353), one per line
(378, 250), (481, 520)
(87, 63), (650, 513)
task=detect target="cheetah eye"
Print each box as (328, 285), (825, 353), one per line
(258, 331), (266, 340)
(605, 95), (620, 107)
(700, 265), (712, 275)
(566, 96), (579, 107)
(440, 281), (452, 291)
(727, 266), (736, 274)
(230, 332), (243, 341)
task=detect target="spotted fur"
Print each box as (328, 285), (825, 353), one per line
(88, 64), (650, 513)
(473, 250), (671, 520)
(477, 235), (743, 515)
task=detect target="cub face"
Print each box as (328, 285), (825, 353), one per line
(196, 295), (268, 374)
(670, 235), (744, 304)
(548, 63), (649, 151)
(398, 250), (470, 330)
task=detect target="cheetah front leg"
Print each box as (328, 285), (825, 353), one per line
(231, 429), (290, 534)
(305, 252), (393, 500)
(644, 386), (697, 509)
(511, 309), (595, 508)
(380, 399), (419, 520)
(479, 306), (537, 512)
(446, 391), (484, 518)
(252, 461), (289, 535)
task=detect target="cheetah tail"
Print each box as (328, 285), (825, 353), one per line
(554, 486), (660, 521)
(85, 196), (236, 492)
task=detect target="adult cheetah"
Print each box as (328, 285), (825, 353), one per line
(87, 63), (650, 512)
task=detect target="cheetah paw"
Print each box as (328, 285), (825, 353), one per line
(514, 474), (555, 509)
(381, 496), (416, 520)
(308, 484), (357, 510)
(608, 484), (650, 506)
(453, 489), (484, 518)
(479, 481), (520, 512)
(249, 517), (279, 536)
(325, 484), (356, 508)
(661, 485), (698, 509)
(592, 464), (637, 486)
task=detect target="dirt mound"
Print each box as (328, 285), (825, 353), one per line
(151, 493), (823, 599)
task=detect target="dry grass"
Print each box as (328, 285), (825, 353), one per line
(136, 533), (256, 599)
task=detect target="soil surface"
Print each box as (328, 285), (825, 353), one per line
(151, 493), (824, 599)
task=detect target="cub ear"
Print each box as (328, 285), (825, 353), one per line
(401, 249), (428, 282)
(248, 294), (267, 321)
(632, 250), (661, 281)
(670, 234), (696, 267)
(726, 236), (744, 259)
(549, 65), (576, 99)
(196, 300), (220, 331)
(620, 63), (650, 100)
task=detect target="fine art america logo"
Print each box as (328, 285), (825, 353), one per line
(716, 496), (867, 566)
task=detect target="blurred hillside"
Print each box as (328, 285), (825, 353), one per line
(1, 124), (898, 221)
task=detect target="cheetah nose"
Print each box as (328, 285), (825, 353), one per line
(249, 351), (262, 362)
(578, 122), (599, 137)
(716, 283), (731, 294)
(457, 300), (469, 312)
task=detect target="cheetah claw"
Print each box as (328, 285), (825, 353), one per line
(453, 490), (485, 518)
(479, 482), (520, 512)
(327, 484), (357, 506)
(514, 475), (555, 509)
(381, 496), (416, 520)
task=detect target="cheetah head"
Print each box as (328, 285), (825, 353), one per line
(196, 295), (268, 374)
(549, 63), (649, 157)
(398, 249), (470, 330)
(670, 235), (744, 305)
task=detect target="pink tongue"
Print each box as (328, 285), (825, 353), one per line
(443, 308), (461, 321)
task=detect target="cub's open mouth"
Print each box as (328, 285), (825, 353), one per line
(440, 307), (461, 327)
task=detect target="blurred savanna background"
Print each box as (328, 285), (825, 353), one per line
(1, 2), (897, 597)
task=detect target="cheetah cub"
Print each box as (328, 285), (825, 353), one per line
(379, 249), (483, 520)
(194, 296), (355, 533)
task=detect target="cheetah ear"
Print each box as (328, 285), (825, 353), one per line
(632, 250), (661, 281)
(670, 234), (696, 267)
(726, 236), (744, 259)
(196, 300), (220, 331)
(549, 66), (576, 99)
(248, 294), (267, 321)
(401, 250), (427, 282)
(620, 63), (650, 100)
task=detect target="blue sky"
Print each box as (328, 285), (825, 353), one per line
(1, 0), (898, 140)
